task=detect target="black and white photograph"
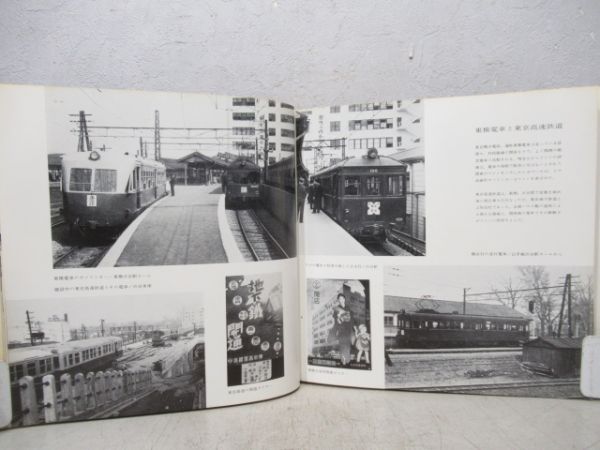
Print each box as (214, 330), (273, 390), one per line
(306, 278), (371, 370)
(297, 100), (425, 257)
(5, 293), (206, 427)
(47, 87), (298, 269)
(384, 265), (594, 398)
(226, 273), (284, 386)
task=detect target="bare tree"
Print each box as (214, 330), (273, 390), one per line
(518, 266), (561, 337)
(572, 275), (594, 337)
(490, 276), (522, 309)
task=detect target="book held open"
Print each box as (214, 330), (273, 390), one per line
(0, 84), (598, 428)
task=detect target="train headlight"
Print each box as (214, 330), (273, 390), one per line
(89, 150), (101, 161)
(344, 208), (350, 214)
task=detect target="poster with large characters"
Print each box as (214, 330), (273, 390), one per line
(226, 273), (284, 386)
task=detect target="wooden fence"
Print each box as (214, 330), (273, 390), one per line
(17, 368), (153, 426)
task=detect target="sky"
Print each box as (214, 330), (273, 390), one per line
(44, 86), (276, 160)
(383, 265), (593, 306)
(6, 292), (204, 341)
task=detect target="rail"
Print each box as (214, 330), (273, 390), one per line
(16, 368), (153, 426)
(236, 209), (288, 261)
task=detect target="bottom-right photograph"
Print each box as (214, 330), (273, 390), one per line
(383, 265), (594, 398)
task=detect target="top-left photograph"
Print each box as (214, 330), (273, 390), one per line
(46, 88), (301, 268)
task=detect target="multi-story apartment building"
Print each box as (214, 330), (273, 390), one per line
(300, 100), (425, 243)
(230, 97), (296, 164)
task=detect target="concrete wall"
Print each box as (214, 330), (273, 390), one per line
(1, 1), (599, 107)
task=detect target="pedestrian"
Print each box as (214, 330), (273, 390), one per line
(307, 178), (315, 211)
(297, 177), (307, 223)
(169, 175), (176, 196)
(312, 180), (323, 213)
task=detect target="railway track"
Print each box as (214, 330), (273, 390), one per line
(402, 378), (580, 393)
(386, 225), (426, 256)
(236, 209), (288, 261)
(54, 245), (111, 268)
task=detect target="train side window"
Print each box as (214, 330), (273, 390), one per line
(16, 364), (24, 380)
(53, 356), (59, 369)
(69, 168), (92, 191)
(39, 359), (47, 374)
(344, 176), (360, 195)
(9, 365), (17, 383)
(68, 354), (74, 366)
(365, 176), (382, 195)
(26, 362), (37, 376)
(94, 169), (117, 192)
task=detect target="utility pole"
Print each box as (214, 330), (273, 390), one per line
(134, 321), (137, 343)
(100, 319), (105, 337)
(463, 288), (469, 315)
(70, 110), (92, 152)
(557, 274), (569, 337)
(567, 273), (572, 338)
(26, 310), (34, 346)
(263, 119), (269, 180)
(154, 110), (161, 161)
(139, 136), (143, 157)
(341, 137), (346, 160)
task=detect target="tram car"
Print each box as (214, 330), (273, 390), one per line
(222, 157), (261, 208)
(384, 297), (531, 348)
(61, 150), (168, 231)
(8, 336), (123, 423)
(313, 148), (408, 242)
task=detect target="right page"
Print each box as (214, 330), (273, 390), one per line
(299, 87), (599, 398)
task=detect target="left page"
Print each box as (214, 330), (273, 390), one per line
(0, 85), (301, 428)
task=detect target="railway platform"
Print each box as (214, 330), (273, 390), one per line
(300, 203), (370, 256)
(100, 185), (228, 267)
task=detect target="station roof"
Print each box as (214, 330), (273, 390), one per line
(177, 151), (229, 168)
(385, 295), (529, 320)
(523, 337), (583, 349)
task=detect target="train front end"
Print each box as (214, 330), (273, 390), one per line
(61, 150), (137, 230)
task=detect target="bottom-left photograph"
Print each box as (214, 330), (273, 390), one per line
(5, 293), (206, 427)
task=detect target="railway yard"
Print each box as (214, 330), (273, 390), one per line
(385, 348), (583, 398)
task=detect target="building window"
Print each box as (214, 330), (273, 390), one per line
(330, 121), (340, 132)
(281, 128), (295, 138)
(232, 97), (255, 106)
(281, 102), (294, 109)
(235, 141), (256, 150)
(232, 112), (255, 121)
(330, 105), (340, 113)
(233, 127), (255, 136)
(268, 113), (276, 122)
(268, 128), (276, 136)
(397, 117), (402, 127)
(384, 315), (394, 326)
(386, 137), (393, 148)
(397, 136), (402, 147)
(268, 99), (276, 107)
(268, 142), (276, 151)
(280, 114), (295, 124)
(281, 143), (295, 152)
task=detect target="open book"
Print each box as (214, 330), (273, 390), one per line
(0, 85), (598, 429)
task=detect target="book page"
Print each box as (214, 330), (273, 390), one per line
(0, 85), (301, 428)
(299, 87), (598, 397)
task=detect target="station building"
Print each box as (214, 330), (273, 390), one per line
(162, 151), (229, 185)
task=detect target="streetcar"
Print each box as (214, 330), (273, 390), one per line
(222, 157), (261, 209)
(384, 296), (531, 348)
(313, 148), (408, 242)
(61, 150), (167, 231)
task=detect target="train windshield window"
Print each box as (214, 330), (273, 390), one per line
(365, 176), (382, 195)
(94, 169), (117, 192)
(69, 168), (92, 191)
(387, 176), (404, 195)
(344, 176), (360, 195)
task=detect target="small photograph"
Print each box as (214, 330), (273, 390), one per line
(5, 293), (205, 427)
(298, 100), (425, 257)
(306, 278), (371, 370)
(384, 265), (594, 398)
(226, 273), (284, 386)
(46, 87), (298, 269)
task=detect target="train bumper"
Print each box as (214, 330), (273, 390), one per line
(356, 224), (386, 239)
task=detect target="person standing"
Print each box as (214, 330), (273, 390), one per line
(332, 293), (354, 366)
(169, 175), (176, 196)
(297, 177), (307, 223)
(307, 178), (315, 211)
(312, 180), (323, 214)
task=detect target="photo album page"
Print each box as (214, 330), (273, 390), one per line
(0, 85), (301, 428)
(298, 87), (600, 399)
